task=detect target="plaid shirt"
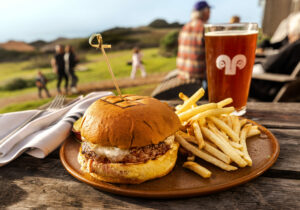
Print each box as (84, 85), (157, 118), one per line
(176, 19), (206, 79)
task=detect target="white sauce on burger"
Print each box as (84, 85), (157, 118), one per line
(83, 135), (175, 162)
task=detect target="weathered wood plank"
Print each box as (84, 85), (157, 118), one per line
(267, 129), (300, 172)
(246, 102), (300, 129)
(0, 158), (299, 210)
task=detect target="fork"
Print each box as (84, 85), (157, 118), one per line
(0, 94), (65, 146)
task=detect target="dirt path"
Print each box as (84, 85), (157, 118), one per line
(0, 72), (167, 109)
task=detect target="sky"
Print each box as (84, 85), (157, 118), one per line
(0, 0), (264, 43)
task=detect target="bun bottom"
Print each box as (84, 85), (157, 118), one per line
(78, 141), (179, 184)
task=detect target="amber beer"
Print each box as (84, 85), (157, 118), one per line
(205, 24), (258, 114)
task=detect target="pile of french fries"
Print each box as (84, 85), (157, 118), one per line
(175, 88), (261, 178)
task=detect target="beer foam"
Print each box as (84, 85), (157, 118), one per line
(205, 30), (258, 36)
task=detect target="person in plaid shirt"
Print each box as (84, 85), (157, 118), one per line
(151, 1), (211, 100)
(177, 1), (210, 80)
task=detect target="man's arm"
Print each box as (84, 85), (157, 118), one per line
(51, 57), (58, 74)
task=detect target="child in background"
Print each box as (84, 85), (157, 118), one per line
(130, 47), (147, 79)
(36, 70), (51, 98)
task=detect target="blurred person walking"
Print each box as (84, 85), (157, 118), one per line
(51, 45), (68, 94)
(64, 45), (79, 94)
(151, 1), (211, 99)
(130, 47), (147, 79)
(35, 70), (51, 98)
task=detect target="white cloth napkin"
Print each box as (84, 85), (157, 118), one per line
(0, 91), (113, 167)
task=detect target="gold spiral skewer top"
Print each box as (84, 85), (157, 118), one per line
(89, 34), (123, 99)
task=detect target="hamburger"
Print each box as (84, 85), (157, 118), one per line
(73, 94), (181, 184)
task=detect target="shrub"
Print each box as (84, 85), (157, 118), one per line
(78, 38), (91, 51)
(0, 49), (37, 62)
(149, 19), (183, 28)
(0, 73), (56, 91)
(23, 55), (52, 70)
(159, 30), (179, 57)
(3, 78), (28, 90)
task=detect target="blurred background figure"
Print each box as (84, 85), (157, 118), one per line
(287, 12), (300, 43)
(250, 12), (300, 101)
(35, 70), (50, 98)
(230, 15), (240, 23)
(254, 12), (300, 74)
(64, 45), (79, 94)
(256, 12), (300, 54)
(51, 45), (68, 94)
(130, 47), (146, 79)
(151, 0), (210, 99)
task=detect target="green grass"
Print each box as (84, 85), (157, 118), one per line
(0, 48), (175, 97)
(0, 83), (158, 113)
(0, 61), (52, 84)
(77, 48), (176, 83)
(0, 98), (52, 114)
(112, 83), (158, 96)
(0, 48), (175, 113)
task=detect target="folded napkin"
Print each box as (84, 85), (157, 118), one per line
(0, 91), (113, 167)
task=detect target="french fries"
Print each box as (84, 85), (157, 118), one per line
(240, 124), (252, 166)
(240, 119), (247, 128)
(204, 142), (231, 164)
(189, 107), (235, 123)
(217, 98), (233, 108)
(183, 161), (211, 178)
(192, 121), (205, 149)
(232, 116), (240, 136)
(201, 127), (247, 167)
(176, 88), (205, 114)
(207, 121), (229, 141)
(229, 141), (243, 149)
(174, 87), (261, 179)
(175, 134), (238, 171)
(209, 116), (240, 142)
(187, 155), (195, 161)
(248, 126), (261, 138)
(178, 103), (218, 121)
(179, 92), (189, 101)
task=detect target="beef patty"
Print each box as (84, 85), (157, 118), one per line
(81, 141), (171, 164)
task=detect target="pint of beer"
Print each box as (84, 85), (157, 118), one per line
(204, 23), (258, 115)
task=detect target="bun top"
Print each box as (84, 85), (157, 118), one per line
(80, 95), (181, 149)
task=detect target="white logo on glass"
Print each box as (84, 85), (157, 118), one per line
(216, 54), (247, 75)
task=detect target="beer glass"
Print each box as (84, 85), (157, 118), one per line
(204, 23), (258, 115)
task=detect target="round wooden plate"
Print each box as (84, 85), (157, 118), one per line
(59, 119), (279, 198)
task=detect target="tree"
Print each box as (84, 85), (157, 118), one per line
(149, 19), (169, 28)
(159, 30), (179, 57)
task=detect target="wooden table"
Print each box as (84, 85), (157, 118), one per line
(1, 102), (299, 209)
